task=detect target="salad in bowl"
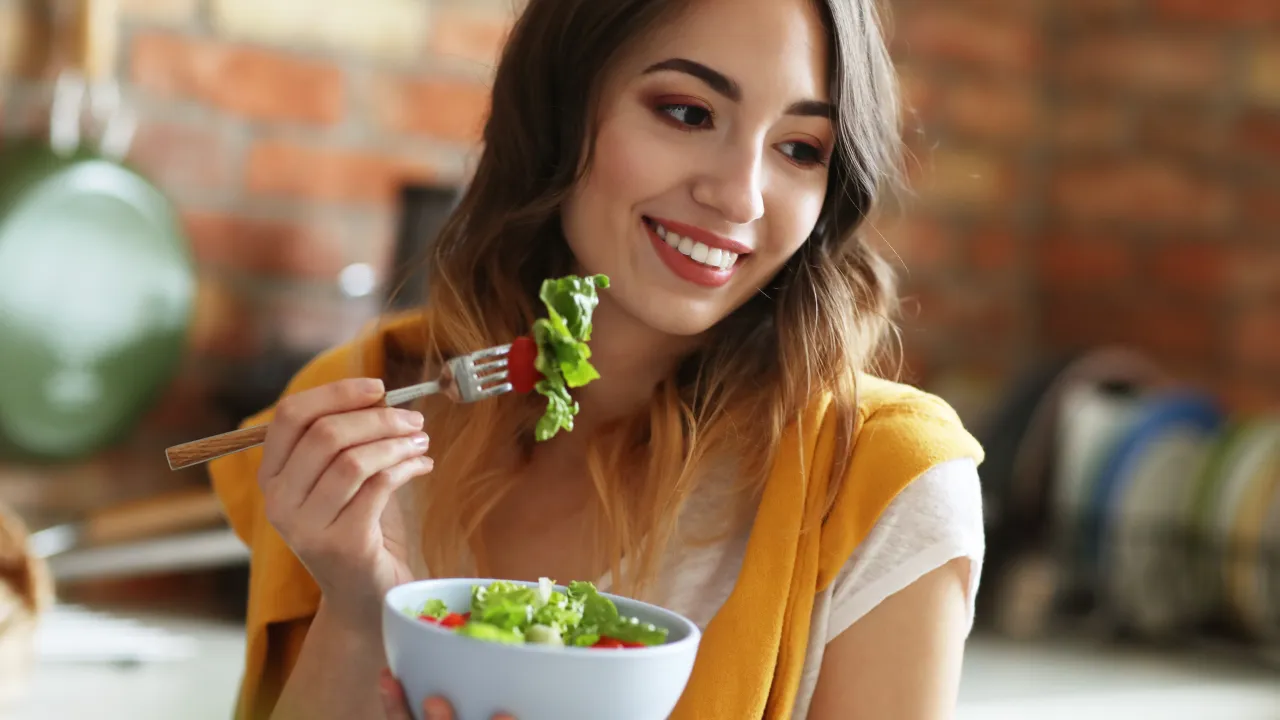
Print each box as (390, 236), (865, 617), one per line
(382, 577), (700, 720)
(406, 577), (669, 649)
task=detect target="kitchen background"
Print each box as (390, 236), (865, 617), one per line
(0, 0), (1278, 718)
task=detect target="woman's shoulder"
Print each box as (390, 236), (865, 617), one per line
(844, 373), (984, 467)
(853, 373), (966, 422)
(811, 373), (985, 588)
(823, 456), (985, 641)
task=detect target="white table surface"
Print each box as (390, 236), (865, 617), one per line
(7, 607), (1280, 720)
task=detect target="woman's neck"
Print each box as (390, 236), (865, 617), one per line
(568, 294), (700, 434)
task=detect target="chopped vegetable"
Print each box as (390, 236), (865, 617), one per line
(563, 581), (668, 647)
(530, 275), (610, 441)
(455, 621), (524, 645)
(404, 577), (667, 649)
(590, 636), (646, 649)
(414, 598), (448, 621)
(430, 612), (464, 628)
(507, 336), (539, 394)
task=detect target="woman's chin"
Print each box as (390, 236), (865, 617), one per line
(620, 297), (728, 339)
(588, 269), (739, 340)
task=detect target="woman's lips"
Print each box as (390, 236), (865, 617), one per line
(643, 217), (741, 288)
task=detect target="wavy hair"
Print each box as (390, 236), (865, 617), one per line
(405, 0), (905, 597)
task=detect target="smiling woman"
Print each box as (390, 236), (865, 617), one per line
(205, 0), (986, 719)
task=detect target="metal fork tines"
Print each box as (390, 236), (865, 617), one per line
(384, 343), (514, 406)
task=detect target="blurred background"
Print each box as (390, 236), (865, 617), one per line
(0, 0), (1277, 718)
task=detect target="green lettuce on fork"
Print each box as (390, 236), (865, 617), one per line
(530, 274), (610, 441)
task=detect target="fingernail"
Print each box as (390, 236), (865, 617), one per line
(364, 378), (385, 394)
(410, 432), (429, 450)
(396, 409), (425, 429)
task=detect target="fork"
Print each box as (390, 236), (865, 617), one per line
(164, 343), (514, 471)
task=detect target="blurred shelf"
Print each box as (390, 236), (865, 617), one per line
(5, 605), (245, 720)
(45, 528), (248, 582)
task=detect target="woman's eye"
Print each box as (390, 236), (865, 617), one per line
(659, 104), (713, 129)
(779, 140), (827, 167)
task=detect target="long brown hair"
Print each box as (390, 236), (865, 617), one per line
(406, 0), (904, 596)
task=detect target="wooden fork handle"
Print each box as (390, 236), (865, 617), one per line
(165, 424), (270, 471)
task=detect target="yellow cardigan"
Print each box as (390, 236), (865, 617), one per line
(208, 311), (984, 719)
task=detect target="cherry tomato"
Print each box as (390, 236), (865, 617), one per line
(440, 613), (468, 629)
(507, 336), (538, 394)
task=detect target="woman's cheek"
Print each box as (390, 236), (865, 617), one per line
(774, 184), (826, 254)
(590, 115), (689, 208)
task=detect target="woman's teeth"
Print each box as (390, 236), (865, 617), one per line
(654, 223), (738, 271)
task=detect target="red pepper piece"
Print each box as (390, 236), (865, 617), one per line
(590, 635), (646, 649)
(507, 336), (538, 394)
(439, 612), (468, 629)
(418, 614), (440, 624)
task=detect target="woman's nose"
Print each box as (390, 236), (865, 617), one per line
(691, 143), (766, 225)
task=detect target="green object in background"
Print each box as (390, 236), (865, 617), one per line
(0, 135), (195, 462)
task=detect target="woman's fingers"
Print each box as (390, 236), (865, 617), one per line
(382, 671), (518, 720)
(300, 433), (431, 528)
(420, 693), (515, 720)
(377, 668), (413, 720)
(259, 378), (385, 479)
(334, 454), (434, 533)
(271, 405), (424, 511)
(423, 696), (455, 720)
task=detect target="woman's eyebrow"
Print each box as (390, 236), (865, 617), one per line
(642, 58), (833, 118)
(644, 57), (742, 100)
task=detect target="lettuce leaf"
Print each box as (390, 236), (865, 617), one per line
(415, 598), (448, 620)
(531, 274), (610, 441)
(455, 621), (524, 645)
(409, 578), (667, 648)
(532, 590), (583, 629)
(562, 580), (617, 647)
(562, 580), (668, 647)
(597, 616), (668, 646)
(470, 580), (538, 631)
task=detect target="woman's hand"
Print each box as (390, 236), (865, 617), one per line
(257, 378), (431, 634)
(378, 668), (515, 720)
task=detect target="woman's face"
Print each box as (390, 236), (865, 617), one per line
(561, 0), (834, 338)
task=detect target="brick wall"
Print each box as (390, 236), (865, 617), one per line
(1, 0), (1276, 521)
(889, 0), (1280, 415)
(0, 0), (511, 522)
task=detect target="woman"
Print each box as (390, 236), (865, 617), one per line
(209, 0), (986, 717)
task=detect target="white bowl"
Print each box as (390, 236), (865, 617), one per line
(383, 578), (701, 720)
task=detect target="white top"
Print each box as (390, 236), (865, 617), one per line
(399, 457), (985, 719)
(615, 457), (984, 719)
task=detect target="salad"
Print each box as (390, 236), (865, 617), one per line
(508, 274), (610, 442)
(405, 577), (668, 649)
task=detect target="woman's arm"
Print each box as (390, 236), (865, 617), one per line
(807, 557), (971, 720)
(270, 600), (388, 720)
